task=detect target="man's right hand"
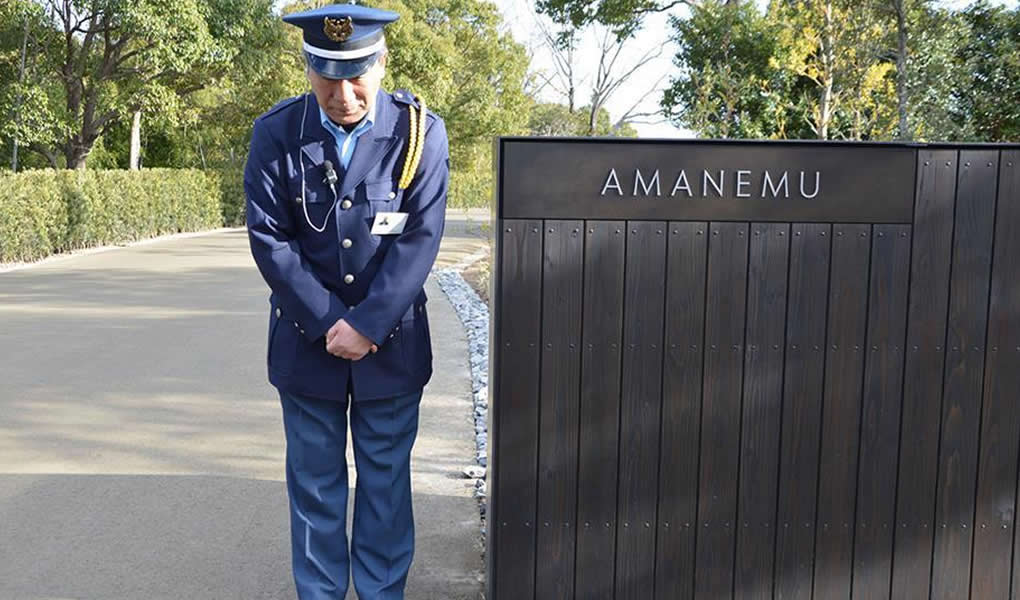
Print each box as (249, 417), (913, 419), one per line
(325, 318), (378, 360)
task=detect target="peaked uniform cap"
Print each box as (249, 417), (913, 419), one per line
(283, 4), (399, 80)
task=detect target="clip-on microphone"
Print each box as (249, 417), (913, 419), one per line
(322, 160), (339, 188)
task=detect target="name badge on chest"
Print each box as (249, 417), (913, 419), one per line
(371, 212), (409, 235)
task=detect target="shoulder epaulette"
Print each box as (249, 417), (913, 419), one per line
(397, 90), (428, 190)
(392, 89), (421, 109)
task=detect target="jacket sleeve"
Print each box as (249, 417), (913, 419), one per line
(342, 115), (450, 346)
(244, 118), (348, 341)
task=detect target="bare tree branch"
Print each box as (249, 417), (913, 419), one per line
(614, 73), (669, 129)
(534, 13), (578, 111)
(587, 25), (665, 134)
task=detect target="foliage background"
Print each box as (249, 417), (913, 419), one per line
(0, 0), (1016, 246)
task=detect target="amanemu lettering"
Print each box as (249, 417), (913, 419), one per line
(600, 168), (822, 199)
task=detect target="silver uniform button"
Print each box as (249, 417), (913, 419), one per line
(275, 308), (281, 318)
(342, 238), (353, 248)
(344, 274), (355, 284)
(341, 199), (352, 210)
(388, 191), (396, 199)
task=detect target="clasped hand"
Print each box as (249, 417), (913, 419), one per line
(326, 318), (378, 360)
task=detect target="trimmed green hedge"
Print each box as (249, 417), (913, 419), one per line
(214, 166), (491, 219)
(209, 168), (246, 227)
(447, 169), (492, 209)
(0, 169), (222, 263)
(1, 164), (488, 263)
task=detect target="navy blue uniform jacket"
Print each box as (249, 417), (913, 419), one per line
(244, 89), (449, 402)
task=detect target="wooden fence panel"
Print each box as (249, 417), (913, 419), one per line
(734, 223), (790, 600)
(694, 222), (750, 600)
(493, 219), (543, 600)
(812, 224), (871, 600)
(614, 221), (667, 599)
(655, 222), (708, 600)
(971, 150), (1020, 600)
(535, 220), (584, 598)
(930, 150), (999, 600)
(891, 150), (958, 600)
(851, 224), (911, 599)
(774, 223), (832, 600)
(576, 221), (626, 600)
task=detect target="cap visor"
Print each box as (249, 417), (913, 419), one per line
(305, 50), (380, 80)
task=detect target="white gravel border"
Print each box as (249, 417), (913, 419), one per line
(433, 267), (490, 532)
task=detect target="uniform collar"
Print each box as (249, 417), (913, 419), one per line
(298, 90), (399, 198)
(301, 90), (394, 143)
(317, 100), (376, 140)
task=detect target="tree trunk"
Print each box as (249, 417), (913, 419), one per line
(818, 0), (835, 140)
(66, 142), (89, 169)
(11, 14), (29, 171)
(130, 110), (142, 169)
(65, 122), (104, 169)
(197, 139), (207, 169)
(566, 43), (575, 113)
(895, 0), (910, 140)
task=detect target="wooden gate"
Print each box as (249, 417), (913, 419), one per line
(488, 139), (1020, 599)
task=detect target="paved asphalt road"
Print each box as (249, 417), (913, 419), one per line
(0, 209), (490, 600)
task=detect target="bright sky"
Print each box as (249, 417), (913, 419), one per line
(493, 0), (1018, 138)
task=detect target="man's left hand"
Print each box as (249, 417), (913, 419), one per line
(326, 319), (378, 360)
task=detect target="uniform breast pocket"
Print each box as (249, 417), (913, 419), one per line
(298, 185), (338, 234)
(364, 179), (401, 210)
(363, 179), (402, 243)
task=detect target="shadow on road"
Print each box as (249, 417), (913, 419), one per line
(0, 473), (483, 600)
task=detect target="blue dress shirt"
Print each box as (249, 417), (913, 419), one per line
(318, 103), (376, 170)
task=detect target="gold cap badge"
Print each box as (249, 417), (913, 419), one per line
(323, 16), (354, 43)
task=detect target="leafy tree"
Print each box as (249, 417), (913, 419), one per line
(955, 1), (1020, 141)
(661, 0), (790, 138)
(536, 0), (690, 41)
(0, 0), (285, 170)
(903, 4), (973, 140)
(664, 0), (908, 140)
(380, 0), (531, 174)
(773, 0), (894, 139)
(41, 0), (214, 168)
(0, 0), (61, 169)
(138, 0), (302, 170)
(529, 102), (586, 135)
(528, 101), (638, 136)
(823, 0), (898, 140)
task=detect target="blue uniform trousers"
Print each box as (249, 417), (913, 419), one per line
(280, 388), (421, 600)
